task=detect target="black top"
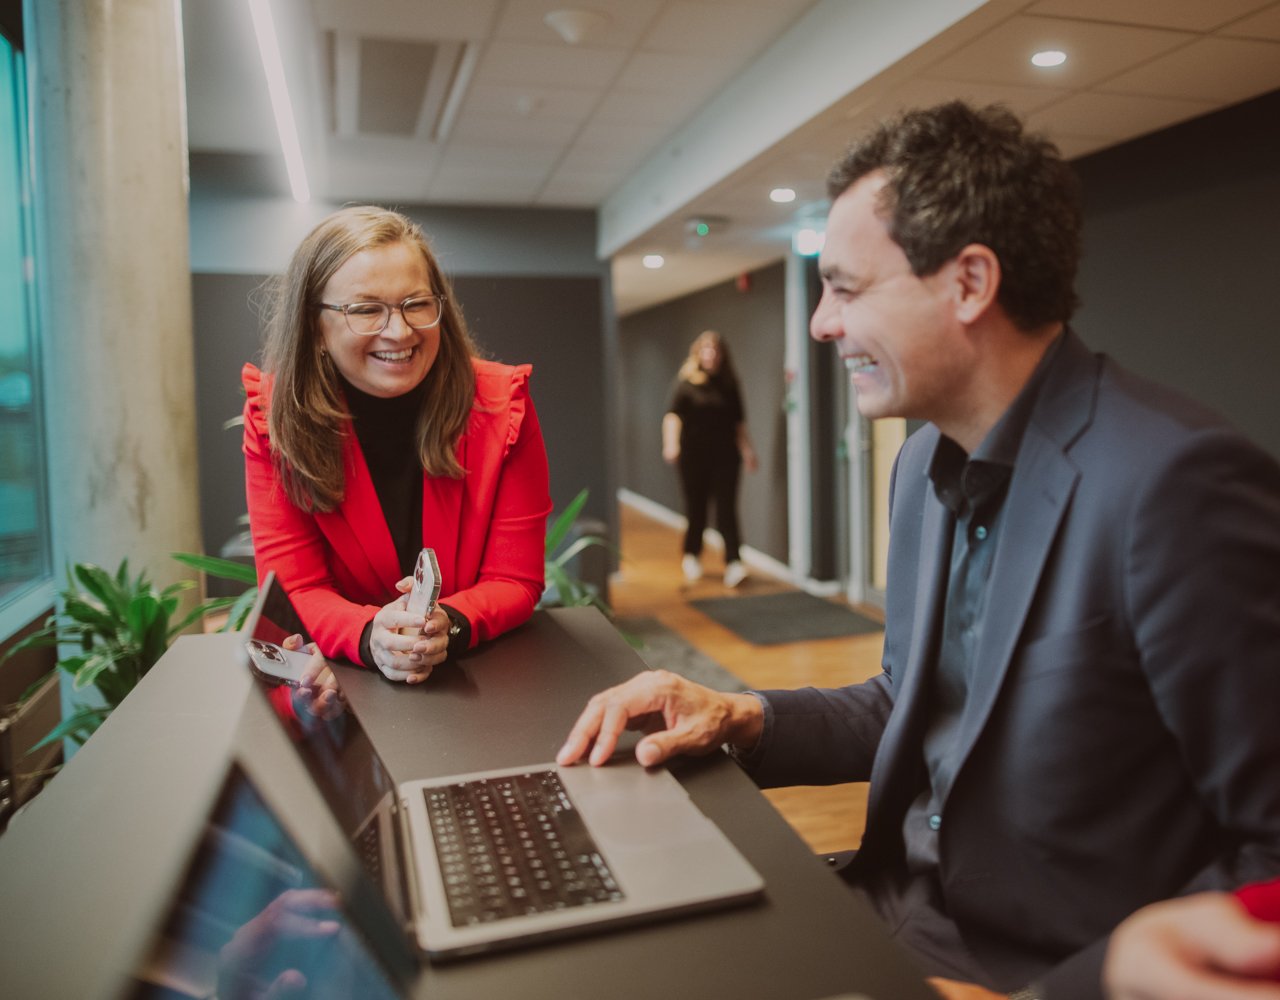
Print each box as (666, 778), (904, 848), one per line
(339, 375), (470, 664)
(667, 371), (744, 455)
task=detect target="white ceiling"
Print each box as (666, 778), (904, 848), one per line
(183, 0), (1280, 315)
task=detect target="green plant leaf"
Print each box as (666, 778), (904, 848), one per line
(549, 533), (608, 570)
(221, 586), (260, 632)
(30, 705), (110, 751)
(73, 562), (129, 619)
(545, 488), (590, 556)
(172, 552), (258, 584)
(17, 670), (56, 704)
(72, 648), (120, 690)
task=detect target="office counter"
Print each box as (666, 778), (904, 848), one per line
(0, 607), (934, 1000)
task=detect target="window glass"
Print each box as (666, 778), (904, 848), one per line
(0, 28), (50, 623)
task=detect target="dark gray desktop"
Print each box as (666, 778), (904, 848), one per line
(0, 608), (934, 1000)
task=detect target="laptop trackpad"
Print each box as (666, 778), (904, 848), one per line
(564, 766), (719, 848)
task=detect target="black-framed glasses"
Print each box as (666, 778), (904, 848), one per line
(317, 295), (446, 335)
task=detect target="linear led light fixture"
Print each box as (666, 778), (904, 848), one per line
(249, 0), (310, 203)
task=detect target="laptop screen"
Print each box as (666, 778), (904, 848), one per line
(241, 574), (405, 913)
(123, 763), (402, 1000)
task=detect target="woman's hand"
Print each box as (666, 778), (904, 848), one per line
(367, 577), (452, 684)
(281, 635), (344, 720)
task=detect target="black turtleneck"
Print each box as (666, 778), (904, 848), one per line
(339, 374), (426, 579)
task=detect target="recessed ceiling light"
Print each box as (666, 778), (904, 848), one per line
(1031, 49), (1067, 68)
(642, 254), (665, 269)
(770, 187), (796, 203)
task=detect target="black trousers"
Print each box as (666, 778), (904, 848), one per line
(677, 448), (742, 562)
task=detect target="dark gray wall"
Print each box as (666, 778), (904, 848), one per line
(1072, 88), (1280, 457)
(617, 262), (789, 564)
(191, 207), (614, 565)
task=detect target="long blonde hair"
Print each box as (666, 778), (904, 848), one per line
(677, 330), (737, 386)
(262, 205), (478, 512)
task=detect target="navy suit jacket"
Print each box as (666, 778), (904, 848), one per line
(750, 330), (1280, 996)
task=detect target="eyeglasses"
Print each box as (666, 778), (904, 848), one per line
(318, 295), (446, 335)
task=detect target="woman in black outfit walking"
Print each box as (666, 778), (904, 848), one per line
(662, 330), (757, 587)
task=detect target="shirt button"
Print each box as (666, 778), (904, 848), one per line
(928, 814), (942, 832)
(974, 525), (988, 541)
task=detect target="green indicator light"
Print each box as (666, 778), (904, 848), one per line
(695, 222), (710, 236)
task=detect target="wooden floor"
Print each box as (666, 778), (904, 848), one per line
(608, 501), (885, 854)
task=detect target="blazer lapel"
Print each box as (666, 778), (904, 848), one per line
(316, 427), (400, 598)
(945, 332), (1098, 784)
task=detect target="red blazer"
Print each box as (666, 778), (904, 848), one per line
(242, 358), (552, 664)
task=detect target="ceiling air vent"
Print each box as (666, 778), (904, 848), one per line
(329, 33), (477, 142)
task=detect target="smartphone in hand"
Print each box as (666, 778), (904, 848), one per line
(245, 638), (313, 688)
(401, 548), (441, 637)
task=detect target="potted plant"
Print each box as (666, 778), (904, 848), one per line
(2, 554), (257, 752)
(542, 488), (612, 613)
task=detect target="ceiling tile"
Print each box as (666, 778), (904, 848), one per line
(884, 77), (1069, 119)
(592, 89), (685, 126)
(641, 2), (792, 56)
(494, 0), (662, 46)
(1099, 36), (1280, 102)
(1027, 91), (1217, 139)
(1026, 0), (1273, 33)
(314, 0), (501, 40)
(615, 49), (737, 95)
(1220, 2), (1280, 40)
(460, 84), (599, 123)
(475, 40), (628, 89)
(925, 15), (1195, 91)
(446, 114), (582, 147)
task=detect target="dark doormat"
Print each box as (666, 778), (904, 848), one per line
(613, 615), (748, 693)
(690, 591), (883, 646)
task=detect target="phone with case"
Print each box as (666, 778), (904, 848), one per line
(245, 637), (313, 688)
(401, 548), (441, 637)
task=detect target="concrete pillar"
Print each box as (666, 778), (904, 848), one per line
(25, 0), (201, 594)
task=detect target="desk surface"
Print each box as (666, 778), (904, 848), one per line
(0, 607), (933, 1000)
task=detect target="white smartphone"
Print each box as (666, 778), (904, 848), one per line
(401, 547), (441, 637)
(244, 637), (313, 688)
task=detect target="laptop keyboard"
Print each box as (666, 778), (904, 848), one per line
(425, 770), (624, 927)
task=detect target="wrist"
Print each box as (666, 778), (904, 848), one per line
(438, 603), (470, 659)
(725, 692), (764, 752)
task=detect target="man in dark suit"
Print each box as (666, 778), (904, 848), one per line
(557, 102), (1280, 999)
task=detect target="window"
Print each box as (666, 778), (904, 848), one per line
(0, 21), (52, 637)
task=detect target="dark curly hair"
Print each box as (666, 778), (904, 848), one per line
(827, 101), (1081, 331)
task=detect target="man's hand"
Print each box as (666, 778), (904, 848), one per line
(1104, 892), (1280, 1000)
(556, 669), (763, 768)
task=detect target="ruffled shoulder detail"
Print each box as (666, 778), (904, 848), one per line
(241, 362), (274, 451)
(471, 358), (532, 450)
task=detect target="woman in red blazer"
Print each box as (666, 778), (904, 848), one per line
(243, 205), (551, 683)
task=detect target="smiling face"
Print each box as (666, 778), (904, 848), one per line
(810, 171), (976, 431)
(318, 241), (440, 398)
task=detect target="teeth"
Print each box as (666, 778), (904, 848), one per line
(372, 348), (414, 362)
(844, 354), (876, 373)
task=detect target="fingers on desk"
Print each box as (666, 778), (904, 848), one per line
(558, 672), (683, 768)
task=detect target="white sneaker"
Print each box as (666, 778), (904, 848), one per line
(682, 554), (703, 583)
(723, 560), (748, 588)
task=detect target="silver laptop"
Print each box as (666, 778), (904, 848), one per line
(241, 573), (764, 960)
